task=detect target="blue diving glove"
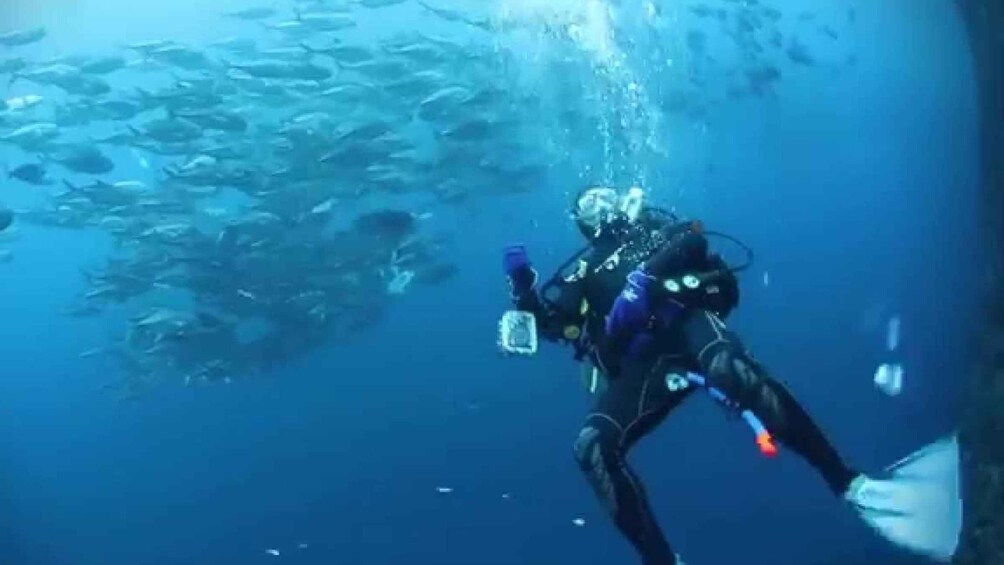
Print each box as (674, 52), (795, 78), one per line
(601, 269), (684, 376)
(503, 244), (537, 299)
(606, 269), (656, 339)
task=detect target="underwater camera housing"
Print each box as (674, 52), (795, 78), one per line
(498, 310), (538, 356)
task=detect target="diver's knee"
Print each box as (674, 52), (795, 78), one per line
(704, 343), (766, 406)
(573, 425), (600, 469)
(573, 423), (617, 471)
(573, 423), (622, 515)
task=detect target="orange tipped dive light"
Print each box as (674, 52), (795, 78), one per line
(756, 431), (778, 457)
(686, 372), (779, 459)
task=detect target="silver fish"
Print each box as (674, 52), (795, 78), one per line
(0, 27), (47, 47)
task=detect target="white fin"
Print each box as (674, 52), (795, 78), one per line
(845, 435), (962, 562)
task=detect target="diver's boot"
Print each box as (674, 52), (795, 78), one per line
(843, 435), (962, 562)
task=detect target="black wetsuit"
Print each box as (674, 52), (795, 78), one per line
(513, 209), (857, 565)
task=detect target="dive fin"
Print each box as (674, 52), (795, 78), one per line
(844, 434), (962, 562)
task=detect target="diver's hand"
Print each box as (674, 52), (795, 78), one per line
(598, 270), (658, 377)
(606, 269), (656, 339)
(503, 244), (537, 298)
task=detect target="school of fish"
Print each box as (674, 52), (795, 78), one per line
(0, 0), (853, 398)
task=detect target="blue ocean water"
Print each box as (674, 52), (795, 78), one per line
(0, 1), (979, 564)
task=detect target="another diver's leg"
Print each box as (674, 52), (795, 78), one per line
(681, 309), (857, 495)
(574, 361), (693, 565)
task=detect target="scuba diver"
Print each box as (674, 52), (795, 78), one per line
(498, 186), (961, 565)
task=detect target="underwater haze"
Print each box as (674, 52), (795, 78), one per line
(0, 0), (979, 564)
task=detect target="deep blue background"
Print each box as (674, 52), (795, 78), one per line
(0, 1), (980, 564)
